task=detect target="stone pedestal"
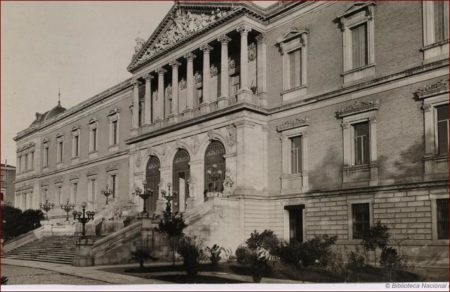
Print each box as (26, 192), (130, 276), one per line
(155, 198), (167, 215)
(237, 89), (253, 103)
(199, 103), (210, 114)
(217, 96), (229, 108)
(73, 239), (95, 267)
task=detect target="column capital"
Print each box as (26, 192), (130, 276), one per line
(144, 73), (154, 81)
(200, 44), (213, 52)
(218, 34), (231, 44)
(169, 60), (181, 68)
(132, 79), (141, 86)
(184, 52), (196, 61)
(157, 68), (167, 75)
(237, 24), (252, 35)
(255, 33), (266, 44)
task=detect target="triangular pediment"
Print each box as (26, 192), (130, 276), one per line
(128, 2), (245, 72)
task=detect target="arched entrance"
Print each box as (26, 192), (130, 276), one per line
(204, 140), (226, 194)
(173, 149), (190, 212)
(145, 155), (160, 215)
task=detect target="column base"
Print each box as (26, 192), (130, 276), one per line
(217, 96), (229, 108)
(182, 109), (193, 119)
(237, 89), (253, 103)
(131, 128), (139, 136)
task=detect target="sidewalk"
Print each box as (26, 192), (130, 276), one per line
(1, 258), (167, 285)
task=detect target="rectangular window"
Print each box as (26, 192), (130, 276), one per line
(112, 120), (118, 145)
(288, 48), (302, 89)
(24, 153), (28, 170)
(290, 136), (302, 174)
(92, 128), (97, 151)
(57, 186), (62, 205)
(88, 179), (96, 209)
(73, 134), (79, 157)
(285, 205), (304, 243)
(437, 198), (449, 240)
(352, 203), (370, 239)
(57, 141), (63, 162)
(111, 174), (117, 198)
(31, 152), (34, 169)
(43, 146), (49, 167)
(437, 104), (449, 155)
(353, 122), (370, 165)
(71, 183), (78, 203)
(351, 23), (368, 69)
(434, 1), (449, 43)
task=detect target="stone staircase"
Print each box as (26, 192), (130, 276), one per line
(4, 236), (78, 265)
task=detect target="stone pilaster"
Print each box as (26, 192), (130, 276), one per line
(132, 80), (140, 129)
(256, 34), (267, 106)
(218, 34), (231, 108)
(144, 74), (153, 125)
(186, 159), (204, 210)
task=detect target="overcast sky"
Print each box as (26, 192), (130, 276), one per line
(1, 1), (276, 166)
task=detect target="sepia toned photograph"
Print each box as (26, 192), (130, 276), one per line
(0, 0), (449, 290)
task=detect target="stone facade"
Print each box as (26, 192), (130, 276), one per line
(14, 1), (448, 266)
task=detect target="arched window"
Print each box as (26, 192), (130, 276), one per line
(145, 156), (160, 214)
(173, 149), (190, 212)
(204, 140), (226, 194)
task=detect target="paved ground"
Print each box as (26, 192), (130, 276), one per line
(2, 265), (106, 285)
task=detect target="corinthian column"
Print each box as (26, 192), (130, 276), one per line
(184, 52), (196, 111)
(144, 74), (153, 124)
(157, 68), (166, 120)
(200, 44), (212, 104)
(132, 80), (140, 128)
(169, 60), (181, 115)
(218, 34), (231, 105)
(237, 25), (252, 93)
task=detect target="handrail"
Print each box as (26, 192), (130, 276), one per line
(92, 221), (141, 250)
(2, 226), (44, 254)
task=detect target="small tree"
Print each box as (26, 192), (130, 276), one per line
(157, 202), (187, 265)
(177, 236), (204, 277)
(205, 244), (224, 266)
(361, 221), (389, 266)
(380, 247), (403, 281)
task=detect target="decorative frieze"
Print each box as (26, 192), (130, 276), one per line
(414, 79), (449, 100)
(335, 100), (379, 118)
(226, 124), (237, 146)
(276, 118), (309, 132)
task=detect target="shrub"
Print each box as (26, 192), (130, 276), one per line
(205, 244), (224, 266)
(246, 230), (280, 254)
(177, 236), (204, 277)
(235, 245), (250, 265)
(1, 276), (8, 285)
(380, 247), (404, 281)
(362, 221), (390, 266)
(157, 202), (187, 265)
(277, 241), (303, 268)
(2, 206), (44, 241)
(131, 246), (155, 269)
(300, 234), (337, 267)
(346, 247), (366, 282)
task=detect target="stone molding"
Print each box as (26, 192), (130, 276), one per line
(276, 117), (309, 132)
(414, 79), (449, 100)
(335, 100), (379, 118)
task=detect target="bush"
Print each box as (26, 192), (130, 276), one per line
(2, 206), (44, 241)
(362, 221), (390, 266)
(177, 236), (204, 277)
(301, 234), (337, 267)
(1, 276), (8, 285)
(235, 245), (250, 265)
(277, 241), (303, 268)
(157, 202), (187, 265)
(246, 230), (280, 254)
(380, 247), (404, 281)
(346, 247), (366, 282)
(205, 244), (224, 266)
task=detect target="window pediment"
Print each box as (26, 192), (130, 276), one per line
(277, 28), (308, 46)
(277, 118), (309, 132)
(337, 1), (376, 23)
(336, 100), (379, 118)
(414, 79), (449, 100)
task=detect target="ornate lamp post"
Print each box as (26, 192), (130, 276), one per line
(207, 164), (223, 192)
(72, 202), (95, 237)
(134, 181), (153, 216)
(40, 199), (55, 220)
(161, 182), (176, 210)
(60, 200), (75, 221)
(101, 185), (113, 205)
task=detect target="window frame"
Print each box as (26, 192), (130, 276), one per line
(56, 133), (64, 166)
(430, 193), (450, 242)
(338, 2), (376, 83)
(283, 204), (306, 244)
(277, 29), (308, 103)
(348, 199), (373, 241)
(277, 119), (309, 194)
(422, 1), (449, 62)
(108, 108), (120, 152)
(71, 127), (81, 159)
(88, 118), (99, 157)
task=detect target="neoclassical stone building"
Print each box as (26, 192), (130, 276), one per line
(14, 1), (448, 265)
